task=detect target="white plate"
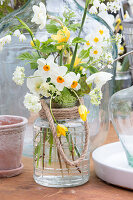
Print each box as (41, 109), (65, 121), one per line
(92, 142), (133, 189)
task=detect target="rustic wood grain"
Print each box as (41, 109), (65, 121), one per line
(0, 124), (133, 200)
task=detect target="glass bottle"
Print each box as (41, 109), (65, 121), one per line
(109, 86), (133, 167)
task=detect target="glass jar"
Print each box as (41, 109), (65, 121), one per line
(109, 86), (133, 167)
(114, 71), (132, 92)
(33, 117), (89, 187)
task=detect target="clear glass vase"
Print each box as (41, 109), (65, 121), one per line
(109, 86), (133, 167)
(33, 117), (89, 187)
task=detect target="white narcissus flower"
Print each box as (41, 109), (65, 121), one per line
(37, 55), (58, 79)
(12, 66), (25, 86)
(51, 66), (68, 91)
(86, 72), (113, 89)
(65, 72), (81, 91)
(31, 2), (46, 30)
(14, 29), (21, 37)
(27, 70), (44, 96)
(19, 34), (27, 42)
(98, 26), (110, 39)
(90, 46), (102, 59)
(24, 93), (42, 113)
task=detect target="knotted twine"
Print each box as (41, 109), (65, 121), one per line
(39, 99), (89, 167)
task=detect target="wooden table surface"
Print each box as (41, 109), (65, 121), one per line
(0, 125), (133, 200)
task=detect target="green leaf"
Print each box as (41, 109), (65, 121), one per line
(30, 62), (38, 69)
(40, 44), (57, 54)
(17, 52), (34, 60)
(35, 39), (40, 48)
(79, 49), (90, 59)
(78, 63), (88, 68)
(88, 66), (99, 74)
(18, 51), (40, 70)
(46, 24), (59, 34)
(16, 17), (33, 37)
(72, 37), (86, 44)
(41, 38), (53, 46)
(68, 23), (81, 32)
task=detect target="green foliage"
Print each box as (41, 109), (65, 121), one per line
(17, 51), (40, 69)
(79, 49), (90, 59)
(46, 24), (60, 34)
(53, 88), (77, 108)
(16, 17), (34, 38)
(78, 76), (91, 95)
(88, 65), (99, 74)
(72, 37), (86, 44)
(40, 44), (57, 54)
(68, 23), (81, 32)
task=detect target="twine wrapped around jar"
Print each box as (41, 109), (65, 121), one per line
(39, 99), (89, 167)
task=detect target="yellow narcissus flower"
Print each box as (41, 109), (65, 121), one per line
(57, 124), (68, 137)
(51, 26), (70, 50)
(78, 105), (90, 122)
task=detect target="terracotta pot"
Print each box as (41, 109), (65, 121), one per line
(0, 115), (28, 176)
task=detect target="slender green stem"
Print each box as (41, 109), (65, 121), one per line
(49, 143), (52, 165)
(59, 50), (63, 66)
(69, 0), (90, 71)
(50, 95), (58, 125)
(42, 128), (46, 170)
(47, 14), (64, 27)
(71, 89), (82, 105)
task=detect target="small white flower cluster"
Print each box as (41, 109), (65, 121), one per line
(90, 0), (120, 14)
(24, 93), (42, 113)
(107, 0), (120, 14)
(0, 35), (11, 51)
(86, 72), (113, 105)
(14, 30), (27, 42)
(12, 66), (25, 86)
(31, 2), (46, 30)
(89, 88), (102, 105)
(89, 0), (107, 14)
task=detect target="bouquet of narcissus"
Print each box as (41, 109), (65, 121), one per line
(1, 1), (120, 137)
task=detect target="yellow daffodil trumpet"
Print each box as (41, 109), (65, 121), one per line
(56, 124), (68, 137)
(78, 105), (90, 122)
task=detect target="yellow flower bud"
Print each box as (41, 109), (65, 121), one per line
(30, 40), (35, 47)
(78, 105), (90, 122)
(56, 124), (68, 137)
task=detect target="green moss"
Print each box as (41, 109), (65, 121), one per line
(53, 88), (77, 108)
